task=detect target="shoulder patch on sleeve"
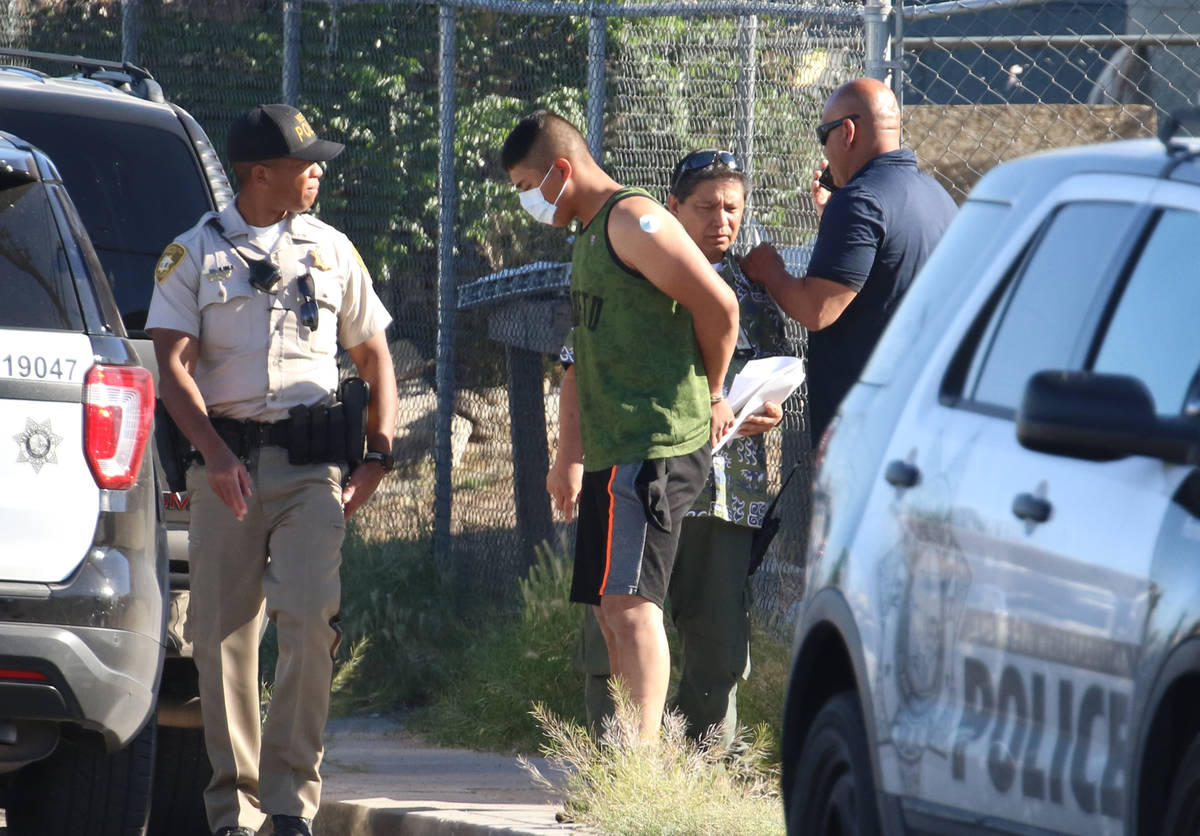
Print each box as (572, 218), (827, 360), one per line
(350, 244), (371, 281)
(155, 243), (187, 283)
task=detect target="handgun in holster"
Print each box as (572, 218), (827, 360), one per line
(154, 399), (193, 493)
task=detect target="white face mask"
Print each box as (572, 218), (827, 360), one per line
(518, 164), (566, 225)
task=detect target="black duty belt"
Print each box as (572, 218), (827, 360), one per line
(211, 416), (291, 455)
(204, 381), (368, 468)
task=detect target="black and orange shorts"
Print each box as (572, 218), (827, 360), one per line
(569, 445), (711, 608)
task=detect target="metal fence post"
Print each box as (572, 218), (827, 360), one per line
(121, 0), (139, 66)
(890, 1), (904, 116)
(434, 3), (458, 561)
(735, 14), (758, 228)
(505, 345), (554, 567)
(863, 0), (893, 88)
(282, 0), (301, 106)
(586, 11), (607, 162)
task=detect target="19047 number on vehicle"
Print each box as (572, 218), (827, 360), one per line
(1, 354), (78, 380)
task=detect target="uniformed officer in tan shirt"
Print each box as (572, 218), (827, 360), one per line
(147, 104), (398, 836)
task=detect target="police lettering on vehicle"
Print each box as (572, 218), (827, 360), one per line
(874, 511), (1138, 832)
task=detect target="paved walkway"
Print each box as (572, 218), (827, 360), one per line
(316, 716), (579, 836)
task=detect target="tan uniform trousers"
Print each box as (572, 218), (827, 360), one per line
(186, 445), (345, 832)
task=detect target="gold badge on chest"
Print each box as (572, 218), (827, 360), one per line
(309, 248), (330, 272)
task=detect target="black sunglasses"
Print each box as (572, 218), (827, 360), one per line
(669, 150), (740, 191)
(297, 273), (319, 331)
(815, 114), (860, 146)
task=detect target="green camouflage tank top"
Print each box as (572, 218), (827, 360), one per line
(570, 187), (711, 471)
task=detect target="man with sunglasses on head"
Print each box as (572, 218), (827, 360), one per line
(742, 77), (956, 442)
(147, 104), (397, 836)
(567, 149), (792, 746)
(502, 110), (739, 743)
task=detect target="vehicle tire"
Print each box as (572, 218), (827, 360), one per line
(788, 690), (881, 836)
(1162, 731), (1200, 835)
(147, 725), (212, 836)
(7, 718), (156, 836)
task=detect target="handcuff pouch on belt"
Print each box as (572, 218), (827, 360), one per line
(285, 376), (370, 468)
(285, 398), (343, 465)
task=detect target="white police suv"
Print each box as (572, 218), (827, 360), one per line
(782, 113), (1200, 836)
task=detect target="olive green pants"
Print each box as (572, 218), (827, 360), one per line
(186, 446), (345, 832)
(579, 515), (753, 745)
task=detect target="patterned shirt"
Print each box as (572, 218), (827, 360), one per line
(686, 254), (792, 529)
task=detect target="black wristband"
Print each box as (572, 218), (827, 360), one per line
(362, 450), (395, 473)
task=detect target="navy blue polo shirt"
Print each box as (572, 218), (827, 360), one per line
(804, 149), (957, 440)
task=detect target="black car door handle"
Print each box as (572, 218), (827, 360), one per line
(884, 460), (920, 488)
(1012, 492), (1052, 523)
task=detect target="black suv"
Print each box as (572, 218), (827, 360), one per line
(0, 50), (232, 836)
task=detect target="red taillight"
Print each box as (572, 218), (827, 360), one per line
(0, 669), (47, 681)
(83, 364), (155, 490)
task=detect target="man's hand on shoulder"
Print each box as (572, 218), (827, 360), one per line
(740, 243), (790, 291)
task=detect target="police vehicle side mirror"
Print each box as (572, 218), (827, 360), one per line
(1016, 370), (1200, 465)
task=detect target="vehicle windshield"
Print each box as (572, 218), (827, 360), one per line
(0, 177), (84, 330)
(0, 110), (211, 330)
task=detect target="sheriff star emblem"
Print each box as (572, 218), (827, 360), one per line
(14, 417), (62, 473)
(155, 243), (187, 283)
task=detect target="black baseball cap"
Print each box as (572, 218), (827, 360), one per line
(228, 104), (345, 163)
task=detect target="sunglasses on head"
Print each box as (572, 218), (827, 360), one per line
(669, 150), (740, 191)
(815, 114), (860, 146)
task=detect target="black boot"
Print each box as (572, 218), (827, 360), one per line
(271, 814), (314, 836)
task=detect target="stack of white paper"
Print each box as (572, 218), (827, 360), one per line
(713, 356), (806, 455)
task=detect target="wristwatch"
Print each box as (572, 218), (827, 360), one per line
(362, 450), (395, 473)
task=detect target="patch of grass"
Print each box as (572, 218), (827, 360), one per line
(408, 536), (793, 760)
(523, 684), (783, 836)
(329, 524), (477, 713)
(410, 538), (587, 752)
(735, 622), (793, 761)
(258, 520), (478, 715)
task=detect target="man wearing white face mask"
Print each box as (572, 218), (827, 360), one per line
(519, 162), (568, 224)
(501, 110), (739, 742)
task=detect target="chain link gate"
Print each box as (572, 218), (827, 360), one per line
(16, 0), (1197, 630)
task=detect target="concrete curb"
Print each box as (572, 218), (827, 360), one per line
(317, 717), (580, 836)
(317, 799), (577, 835)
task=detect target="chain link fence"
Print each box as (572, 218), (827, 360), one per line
(900, 0), (1200, 198)
(9, 0), (1197, 632)
(1, 0), (850, 628)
